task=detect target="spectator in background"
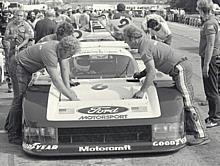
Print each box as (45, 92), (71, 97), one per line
(38, 22), (74, 43)
(0, 10), (12, 35)
(3, 9), (34, 82)
(26, 10), (36, 28)
(113, 3), (132, 20)
(3, 9), (34, 133)
(141, 8), (166, 34)
(0, 10), (13, 93)
(79, 9), (90, 32)
(70, 9), (81, 29)
(197, 0), (220, 128)
(147, 18), (172, 45)
(34, 9), (57, 43)
(54, 8), (71, 25)
(31, 9), (44, 28)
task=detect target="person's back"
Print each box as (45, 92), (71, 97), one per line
(79, 11), (90, 29)
(17, 41), (59, 73)
(113, 11), (131, 20)
(72, 9), (81, 29)
(113, 3), (132, 20)
(147, 18), (172, 45)
(37, 34), (57, 43)
(141, 10), (166, 33)
(34, 10), (57, 43)
(138, 36), (180, 74)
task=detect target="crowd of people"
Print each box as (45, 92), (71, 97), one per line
(0, 0), (219, 149)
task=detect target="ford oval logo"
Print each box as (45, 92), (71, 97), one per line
(78, 106), (128, 114)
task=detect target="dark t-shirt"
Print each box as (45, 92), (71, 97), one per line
(37, 34), (57, 43)
(138, 36), (184, 74)
(17, 41), (59, 73)
(113, 11), (132, 20)
(199, 15), (220, 58)
(34, 18), (57, 43)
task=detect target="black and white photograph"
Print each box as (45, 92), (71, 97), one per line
(0, 0), (219, 165)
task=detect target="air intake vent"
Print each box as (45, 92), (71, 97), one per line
(58, 125), (151, 144)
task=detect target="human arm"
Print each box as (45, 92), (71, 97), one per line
(133, 59), (156, 98)
(16, 37), (29, 51)
(46, 66), (79, 101)
(203, 33), (215, 78)
(133, 69), (147, 79)
(4, 25), (16, 41)
(17, 23), (34, 51)
(59, 58), (71, 89)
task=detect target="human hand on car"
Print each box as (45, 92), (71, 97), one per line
(69, 80), (80, 87)
(69, 91), (79, 101)
(132, 90), (145, 99)
(133, 72), (142, 79)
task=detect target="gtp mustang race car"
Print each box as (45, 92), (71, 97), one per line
(22, 41), (186, 156)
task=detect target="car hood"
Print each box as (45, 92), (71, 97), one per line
(46, 79), (161, 121)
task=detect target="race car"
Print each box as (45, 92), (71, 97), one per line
(78, 31), (116, 42)
(22, 41), (186, 156)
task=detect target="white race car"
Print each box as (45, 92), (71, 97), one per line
(22, 41), (186, 156)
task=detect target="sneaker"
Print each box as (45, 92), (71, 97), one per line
(205, 118), (218, 128)
(187, 137), (210, 146)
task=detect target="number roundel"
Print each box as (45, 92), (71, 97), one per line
(73, 30), (83, 39)
(118, 18), (129, 28)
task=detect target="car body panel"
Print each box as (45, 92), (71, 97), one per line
(22, 41), (185, 156)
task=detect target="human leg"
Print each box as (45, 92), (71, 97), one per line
(202, 56), (220, 126)
(7, 60), (32, 145)
(173, 61), (208, 145)
(4, 56), (19, 131)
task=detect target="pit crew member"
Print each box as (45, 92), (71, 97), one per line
(123, 25), (210, 146)
(197, 0), (220, 127)
(6, 36), (80, 145)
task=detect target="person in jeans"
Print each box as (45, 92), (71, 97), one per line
(197, 0), (220, 128)
(3, 9), (34, 131)
(6, 36), (80, 145)
(3, 10), (34, 93)
(123, 24), (210, 146)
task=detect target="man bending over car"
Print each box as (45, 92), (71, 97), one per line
(6, 36), (80, 145)
(123, 25), (210, 146)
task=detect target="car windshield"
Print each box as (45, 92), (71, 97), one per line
(69, 54), (135, 79)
